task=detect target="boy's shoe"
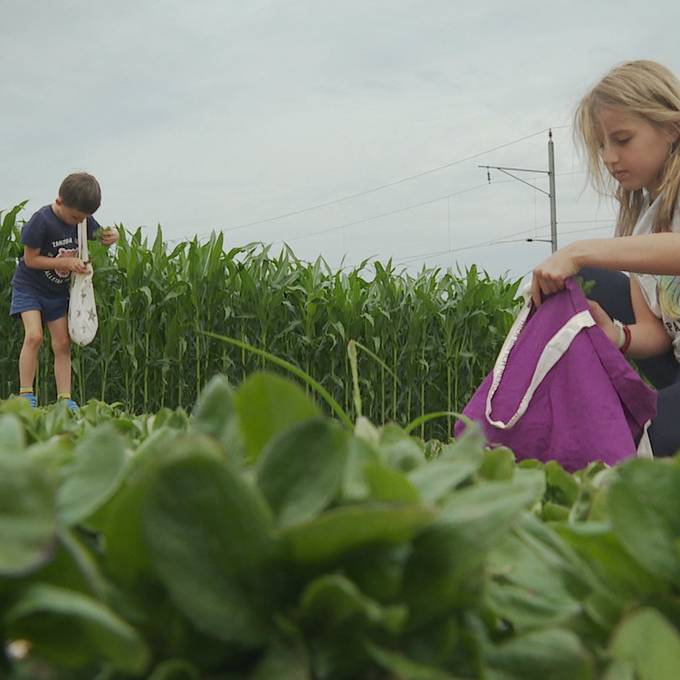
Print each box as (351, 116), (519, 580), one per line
(18, 393), (38, 407)
(64, 399), (80, 413)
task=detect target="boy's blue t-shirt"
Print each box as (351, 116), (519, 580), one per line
(11, 205), (101, 298)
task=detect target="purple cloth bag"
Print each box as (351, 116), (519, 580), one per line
(454, 278), (657, 471)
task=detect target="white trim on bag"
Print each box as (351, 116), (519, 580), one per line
(78, 219), (89, 262)
(485, 291), (595, 430)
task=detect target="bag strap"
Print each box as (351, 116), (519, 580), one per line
(77, 219), (89, 263)
(485, 288), (595, 430)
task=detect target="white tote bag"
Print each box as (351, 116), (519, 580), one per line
(68, 219), (98, 346)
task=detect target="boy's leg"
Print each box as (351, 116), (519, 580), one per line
(578, 266), (680, 389)
(46, 314), (72, 397)
(19, 310), (44, 391)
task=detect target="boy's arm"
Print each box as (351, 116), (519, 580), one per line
(23, 246), (88, 274)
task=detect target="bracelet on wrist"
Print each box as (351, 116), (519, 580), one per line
(612, 319), (632, 355)
(612, 319), (626, 349)
(621, 324), (632, 355)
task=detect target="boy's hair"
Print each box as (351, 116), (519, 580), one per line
(58, 172), (101, 214)
(574, 60), (680, 236)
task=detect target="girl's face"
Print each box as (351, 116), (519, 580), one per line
(596, 106), (676, 198)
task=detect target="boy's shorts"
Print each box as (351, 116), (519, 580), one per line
(10, 287), (69, 323)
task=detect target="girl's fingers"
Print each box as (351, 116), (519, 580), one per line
(531, 274), (542, 308)
(532, 272), (566, 305)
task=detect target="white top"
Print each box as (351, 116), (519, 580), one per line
(633, 193), (680, 362)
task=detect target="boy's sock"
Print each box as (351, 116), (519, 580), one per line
(57, 392), (71, 400)
(18, 388), (37, 407)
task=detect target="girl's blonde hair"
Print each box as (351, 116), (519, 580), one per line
(574, 60), (680, 236)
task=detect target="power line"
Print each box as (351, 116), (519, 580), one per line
(394, 223), (613, 266)
(274, 170), (584, 245)
(277, 182), (490, 244)
(193, 124), (572, 239)
(394, 223), (552, 264)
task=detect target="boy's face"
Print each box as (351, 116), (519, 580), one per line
(53, 197), (90, 226)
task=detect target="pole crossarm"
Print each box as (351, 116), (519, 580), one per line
(479, 166), (552, 196)
(478, 165), (549, 174)
(479, 129), (558, 252)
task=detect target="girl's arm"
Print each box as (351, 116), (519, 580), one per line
(532, 233), (680, 307)
(589, 275), (672, 359)
(628, 275), (673, 358)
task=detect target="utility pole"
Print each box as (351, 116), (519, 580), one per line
(479, 129), (558, 252)
(548, 130), (557, 253)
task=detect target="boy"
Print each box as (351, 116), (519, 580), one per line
(10, 172), (119, 410)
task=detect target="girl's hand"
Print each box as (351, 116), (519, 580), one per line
(99, 227), (119, 246)
(587, 299), (620, 346)
(531, 245), (580, 307)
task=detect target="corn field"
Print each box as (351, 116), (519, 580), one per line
(0, 203), (521, 440)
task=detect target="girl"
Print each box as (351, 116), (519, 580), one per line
(532, 59), (680, 456)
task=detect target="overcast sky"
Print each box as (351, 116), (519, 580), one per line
(2, 0), (680, 280)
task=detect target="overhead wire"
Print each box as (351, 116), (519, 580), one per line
(394, 223), (614, 267)
(186, 124), (573, 241)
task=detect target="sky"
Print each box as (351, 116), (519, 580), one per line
(2, 0), (680, 280)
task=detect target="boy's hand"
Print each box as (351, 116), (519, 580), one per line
(65, 257), (91, 274)
(99, 227), (119, 246)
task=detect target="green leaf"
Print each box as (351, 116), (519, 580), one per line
(236, 372), (321, 462)
(148, 659), (201, 680)
(544, 461), (580, 507)
(367, 643), (464, 680)
(378, 424), (426, 472)
(282, 503), (435, 564)
(601, 660), (636, 680)
(487, 533), (582, 631)
(192, 374), (243, 456)
(608, 459), (680, 583)
(0, 453), (57, 576)
(249, 641), (311, 680)
(57, 424), (128, 526)
(341, 436), (382, 501)
(440, 424), (486, 469)
(542, 502), (570, 522)
(609, 608), (680, 680)
(0, 413), (25, 451)
(299, 573), (407, 634)
(485, 628), (593, 680)
(364, 462), (421, 503)
(438, 472), (545, 537)
(257, 419), (349, 527)
(341, 544), (410, 603)
(407, 459), (477, 505)
(142, 440), (278, 645)
(478, 448), (515, 481)
(403, 474), (545, 623)
(555, 522), (662, 597)
(103, 430), (177, 585)
(5, 583), (150, 674)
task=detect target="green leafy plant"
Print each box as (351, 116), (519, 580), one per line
(2, 376), (680, 679)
